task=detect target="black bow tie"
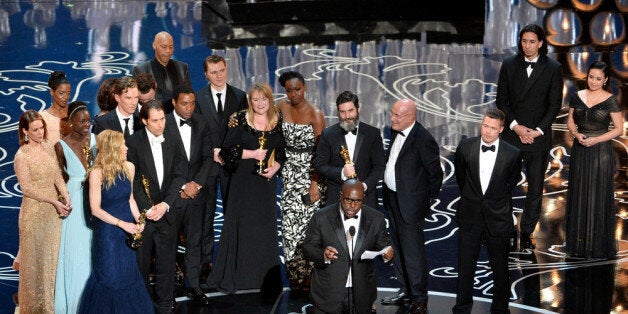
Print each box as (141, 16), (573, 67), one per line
(481, 144), (495, 152)
(343, 128), (357, 135)
(524, 61), (536, 69)
(344, 214), (358, 220)
(179, 119), (192, 126)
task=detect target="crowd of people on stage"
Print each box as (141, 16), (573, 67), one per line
(12, 24), (624, 314)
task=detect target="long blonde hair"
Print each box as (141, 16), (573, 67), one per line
(91, 130), (129, 189)
(246, 82), (279, 131)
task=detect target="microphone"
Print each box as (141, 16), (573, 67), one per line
(349, 226), (356, 237)
(348, 225), (356, 313)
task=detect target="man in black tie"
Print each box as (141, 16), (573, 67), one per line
(381, 99), (443, 314)
(133, 31), (191, 107)
(452, 108), (522, 313)
(164, 85), (213, 305)
(314, 91), (386, 210)
(126, 100), (186, 313)
(92, 76), (142, 138)
(303, 179), (393, 313)
(495, 24), (563, 251)
(194, 54), (247, 281)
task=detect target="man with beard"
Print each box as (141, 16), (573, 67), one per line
(315, 91), (385, 209)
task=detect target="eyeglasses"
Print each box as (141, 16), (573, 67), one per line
(342, 197), (363, 205)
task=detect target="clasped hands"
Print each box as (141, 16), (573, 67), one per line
(180, 181), (202, 199)
(575, 133), (598, 147)
(54, 196), (72, 218)
(514, 125), (541, 144)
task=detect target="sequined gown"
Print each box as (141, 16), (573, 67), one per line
(566, 94), (621, 258)
(280, 122), (324, 286)
(54, 135), (95, 313)
(13, 142), (67, 313)
(208, 111), (286, 294)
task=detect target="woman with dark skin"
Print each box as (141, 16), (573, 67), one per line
(277, 71), (326, 291)
(54, 101), (95, 313)
(41, 71), (72, 142)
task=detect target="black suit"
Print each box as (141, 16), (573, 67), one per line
(383, 122), (443, 303)
(133, 58), (191, 108)
(92, 109), (142, 138)
(164, 112), (213, 290)
(495, 54), (562, 235)
(452, 137), (521, 313)
(314, 122), (385, 209)
(194, 83), (247, 264)
(126, 128), (186, 314)
(303, 204), (390, 313)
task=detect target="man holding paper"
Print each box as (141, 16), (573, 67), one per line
(303, 179), (393, 313)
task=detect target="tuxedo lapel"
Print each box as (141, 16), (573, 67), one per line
(470, 139), (482, 192)
(520, 56), (546, 100)
(397, 123), (417, 158)
(140, 131), (159, 191)
(485, 144), (507, 194)
(352, 211), (371, 257)
(330, 211), (350, 256)
(189, 116), (201, 161)
(205, 88), (220, 125)
(160, 138), (174, 193)
(352, 123), (364, 163)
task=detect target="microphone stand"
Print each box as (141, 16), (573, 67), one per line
(349, 226), (356, 314)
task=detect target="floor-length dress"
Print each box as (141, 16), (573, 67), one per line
(280, 122), (322, 286)
(78, 175), (153, 313)
(54, 135), (95, 313)
(209, 111), (285, 294)
(566, 94), (621, 258)
(13, 142), (66, 313)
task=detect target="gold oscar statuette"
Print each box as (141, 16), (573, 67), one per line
(127, 174), (150, 249)
(82, 141), (93, 167)
(257, 131), (267, 174)
(339, 145), (357, 179)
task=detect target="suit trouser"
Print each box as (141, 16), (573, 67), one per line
(384, 187), (428, 303)
(453, 226), (511, 314)
(203, 172), (230, 264)
(136, 217), (179, 314)
(519, 150), (549, 235)
(180, 201), (204, 289)
(311, 288), (356, 314)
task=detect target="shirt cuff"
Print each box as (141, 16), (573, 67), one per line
(535, 127), (544, 135)
(509, 120), (518, 130)
(161, 202), (170, 213)
(363, 182), (368, 192)
(341, 170), (347, 181)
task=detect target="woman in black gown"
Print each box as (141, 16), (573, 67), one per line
(209, 82), (286, 295)
(565, 61), (623, 259)
(79, 130), (152, 313)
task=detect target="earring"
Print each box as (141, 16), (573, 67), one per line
(24, 134), (29, 143)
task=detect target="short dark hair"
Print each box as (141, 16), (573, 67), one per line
(336, 91), (359, 109)
(517, 24), (548, 56)
(112, 76), (137, 96)
(484, 108), (505, 125)
(135, 73), (156, 94)
(173, 85), (194, 101)
(139, 99), (164, 121)
(48, 71), (70, 91)
(587, 61), (611, 92)
(278, 71), (305, 88)
(203, 55), (226, 72)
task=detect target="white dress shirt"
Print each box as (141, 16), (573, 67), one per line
(340, 207), (361, 288)
(510, 55), (544, 135)
(479, 139), (499, 194)
(115, 107), (134, 135)
(211, 86), (227, 112)
(384, 122), (415, 191)
(146, 131), (165, 188)
(173, 112), (192, 162)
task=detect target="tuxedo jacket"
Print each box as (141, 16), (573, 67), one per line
(454, 137), (522, 237)
(314, 122), (385, 208)
(495, 53), (563, 152)
(386, 122), (443, 224)
(92, 109), (142, 135)
(163, 112), (214, 205)
(302, 203), (390, 313)
(194, 84), (247, 176)
(126, 128), (186, 225)
(132, 58), (191, 103)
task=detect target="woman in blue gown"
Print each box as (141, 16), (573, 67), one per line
(54, 101), (95, 313)
(79, 130), (152, 313)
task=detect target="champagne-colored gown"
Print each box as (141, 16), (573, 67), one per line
(14, 141), (66, 313)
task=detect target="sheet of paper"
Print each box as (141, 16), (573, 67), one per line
(360, 247), (389, 260)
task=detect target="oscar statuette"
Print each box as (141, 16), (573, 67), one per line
(126, 174), (150, 249)
(339, 145), (357, 179)
(257, 131), (268, 174)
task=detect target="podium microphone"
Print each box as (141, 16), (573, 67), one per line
(348, 226), (356, 313)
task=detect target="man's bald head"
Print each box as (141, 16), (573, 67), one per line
(390, 98), (416, 131)
(152, 32), (174, 66)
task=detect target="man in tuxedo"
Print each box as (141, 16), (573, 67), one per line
(303, 179), (393, 313)
(133, 31), (191, 107)
(136, 72), (158, 112)
(314, 91), (385, 210)
(452, 108), (521, 313)
(92, 76), (142, 138)
(495, 24), (562, 251)
(163, 85), (213, 305)
(194, 54), (247, 277)
(127, 100), (186, 313)
(381, 99), (443, 314)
